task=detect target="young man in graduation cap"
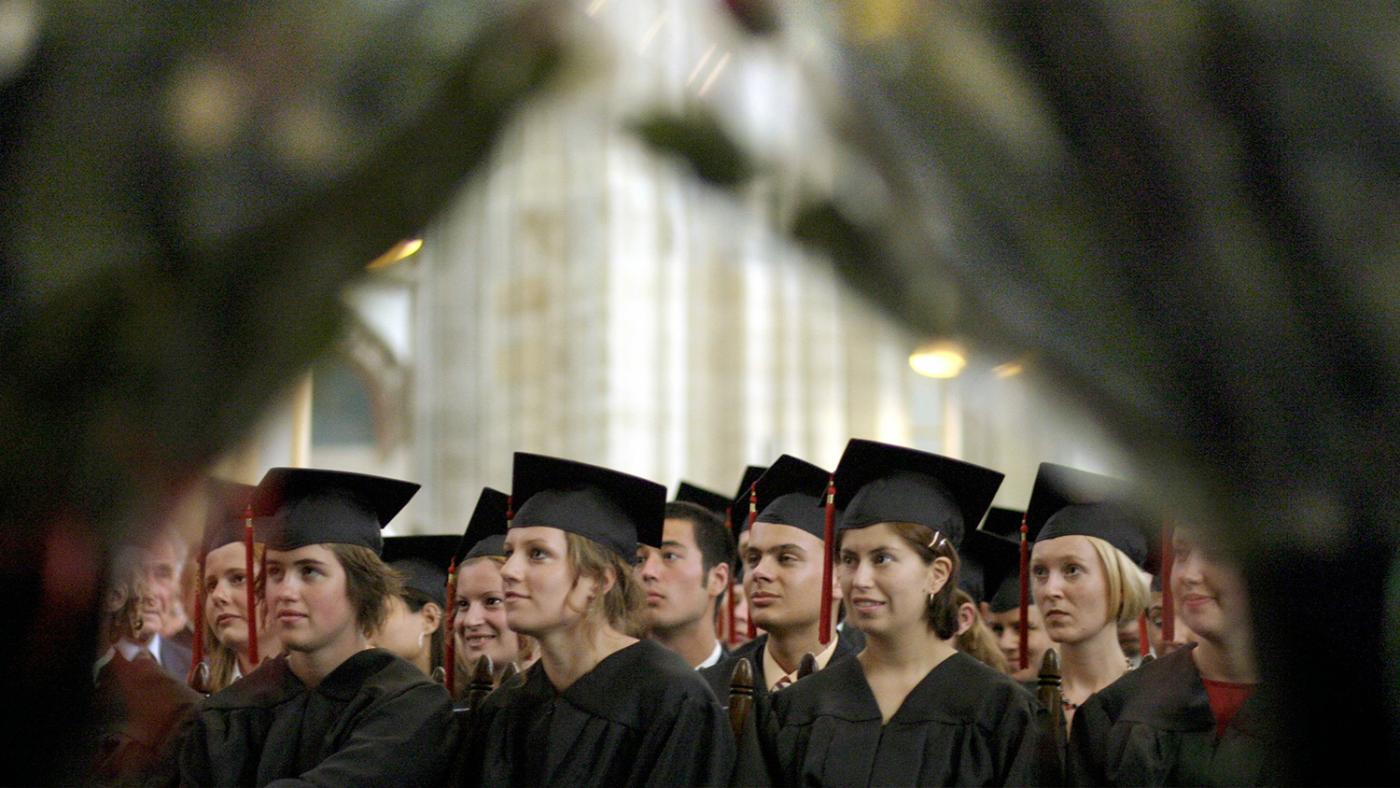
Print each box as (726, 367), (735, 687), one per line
(700, 455), (856, 703)
(179, 468), (454, 787)
(456, 453), (733, 787)
(978, 507), (1058, 684)
(637, 482), (736, 668)
(377, 534), (456, 677)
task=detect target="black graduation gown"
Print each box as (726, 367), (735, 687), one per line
(757, 651), (1040, 787)
(1068, 645), (1279, 786)
(179, 649), (453, 786)
(457, 639), (734, 787)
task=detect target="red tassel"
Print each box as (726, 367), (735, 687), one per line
(818, 476), (835, 646)
(1018, 514), (1029, 671)
(1161, 521), (1175, 642)
(725, 505), (736, 645)
(1138, 612), (1150, 658)
(745, 483), (758, 640)
(443, 559), (457, 697)
(243, 507), (259, 666)
(187, 556), (205, 686)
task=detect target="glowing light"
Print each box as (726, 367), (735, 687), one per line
(909, 342), (967, 379)
(993, 362), (1023, 378)
(367, 238), (422, 270)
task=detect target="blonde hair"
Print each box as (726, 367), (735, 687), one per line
(564, 532), (645, 638)
(201, 542), (265, 693)
(953, 588), (1010, 673)
(1084, 536), (1150, 624)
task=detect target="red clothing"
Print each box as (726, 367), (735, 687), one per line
(1201, 677), (1255, 738)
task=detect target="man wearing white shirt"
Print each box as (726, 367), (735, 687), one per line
(115, 536), (193, 681)
(636, 502), (735, 669)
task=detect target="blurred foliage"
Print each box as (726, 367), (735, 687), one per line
(0, 2), (562, 780)
(630, 107), (755, 188)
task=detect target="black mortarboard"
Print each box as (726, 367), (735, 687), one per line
(750, 455), (831, 539)
(959, 525), (1019, 605)
(727, 465), (768, 535)
(200, 479), (259, 557)
(1025, 463), (1154, 569)
(979, 508), (1026, 613)
(674, 482), (730, 517)
(382, 535), (457, 599)
(831, 439), (1004, 548)
(456, 487), (510, 563)
(254, 467), (419, 555)
(510, 453), (666, 560)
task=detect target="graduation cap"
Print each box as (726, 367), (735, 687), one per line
(510, 453), (666, 560)
(456, 486), (510, 563)
(254, 467), (420, 555)
(752, 455), (832, 539)
(382, 535), (457, 600)
(726, 465), (768, 536)
(831, 439), (1004, 548)
(1024, 463), (1154, 569)
(959, 522), (1019, 605)
(979, 508), (1025, 613)
(199, 479), (259, 558)
(673, 482), (730, 517)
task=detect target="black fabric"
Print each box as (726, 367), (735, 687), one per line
(727, 465), (769, 536)
(751, 651), (1039, 786)
(977, 508), (1024, 612)
(1024, 463), (1157, 570)
(751, 455), (831, 540)
(1068, 645), (1279, 786)
(959, 527), (1018, 604)
(673, 482), (730, 516)
(510, 453), (666, 559)
(457, 487), (510, 563)
(201, 479), (259, 557)
(179, 649), (453, 786)
(382, 535), (457, 599)
(831, 439), (1003, 548)
(254, 468), (419, 554)
(989, 575), (1022, 614)
(456, 640), (733, 787)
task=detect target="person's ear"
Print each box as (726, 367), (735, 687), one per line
(956, 601), (978, 636)
(705, 561), (729, 598)
(420, 602), (442, 636)
(925, 555), (953, 597)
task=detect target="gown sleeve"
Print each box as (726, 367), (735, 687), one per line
(262, 681), (454, 788)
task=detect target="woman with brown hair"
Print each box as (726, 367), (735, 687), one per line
(752, 440), (1038, 786)
(179, 468), (454, 786)
(455, 453), (733, 786)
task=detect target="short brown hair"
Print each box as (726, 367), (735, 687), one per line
(838, 522), (962, 639)
(329, 544), (402, 636)
(564, 533), (645, 638)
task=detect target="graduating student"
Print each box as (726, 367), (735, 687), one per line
(378, 534), (455, 677)
(194, 479), (277, 693)
(456, 453), (734, 787)
(754, 439), (1037, 786)
(700, 455), (856, 705)
(1023, 464), (1153, 728)
(451, 486), (536, 689)
(953, 522), (1020, 673)
(1070, 524), (1275, 785)
(717, 466), (766, 648)
(638, 498), (735, 669)
(976, 509), (1054, 684)
(179, 468), (454, 786)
